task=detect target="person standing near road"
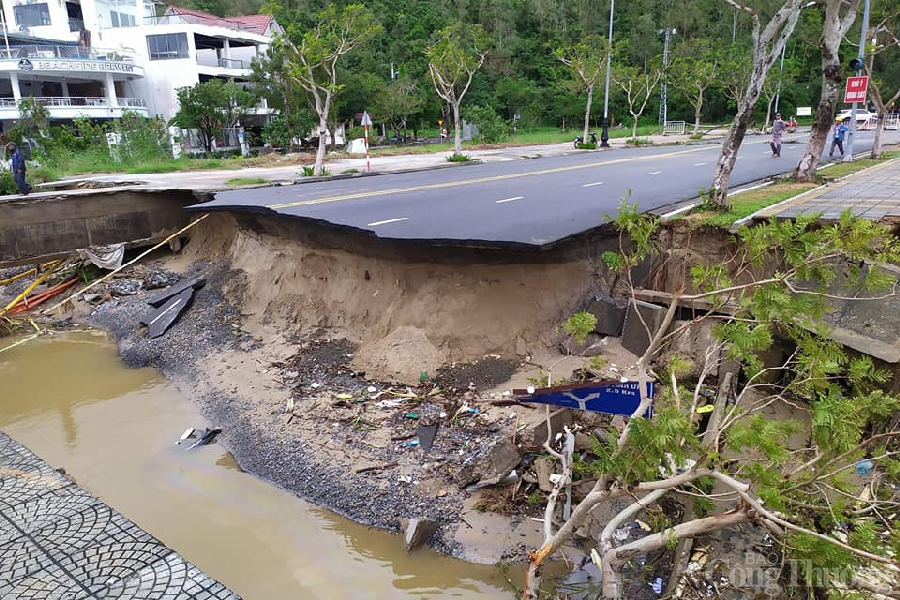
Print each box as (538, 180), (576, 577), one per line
(6, 142), (30, 195)
(770, 112), (786, 157)
(829, 118), (848, 158)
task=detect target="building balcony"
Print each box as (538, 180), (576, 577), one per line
(0, 45), (143, 78)
(0, 96), (148, 120)
(195, 56), (251, 77)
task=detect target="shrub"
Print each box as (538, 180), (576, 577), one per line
(446, 153), (470, 162)
(575, 142), (597, 150)
(464, 104), (509, 143)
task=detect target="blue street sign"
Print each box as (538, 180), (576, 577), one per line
(514, 381), (655, 417)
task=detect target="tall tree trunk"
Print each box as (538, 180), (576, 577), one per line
(794, 0), (859, 181)
(583, 83), (594, 142)
(632, 115), (638, 140)
(710, 101), (753, 205)
(314, 113), (328, 175)
(452, 100), (462, 154)
(794, 59), (842, 180)
(764, 96), (773, 134)
(871, 108), (885, 159)
(693, 89), (704, 135)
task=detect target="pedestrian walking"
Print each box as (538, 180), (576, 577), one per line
(6, 142), (30, 195)
(770, 112), (786, 157)
(829, 118), (848, 158)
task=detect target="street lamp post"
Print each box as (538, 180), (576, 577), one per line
(773, 43), (786, 115)
(600, 0), (614, 147)
(844, 0), (871, 161)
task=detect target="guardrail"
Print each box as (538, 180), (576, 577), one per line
(663, 120), (686, 135)
(0, 96), (146, 108)
(886, 114), (899, 131)
(0, 45), (134, 62)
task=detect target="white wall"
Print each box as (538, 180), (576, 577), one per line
(101, 24), (200, 120)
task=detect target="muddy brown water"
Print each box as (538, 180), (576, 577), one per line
(0, 330), (517, 599)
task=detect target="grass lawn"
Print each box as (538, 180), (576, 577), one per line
(687, 149), (900, 228)
(226, 176), (269, 186)
(369, 125), (664, 156)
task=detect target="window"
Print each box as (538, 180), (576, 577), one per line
(14, 4), (51, 27)
(147, 33), (189, 60)
(108, 10), (135, 27)
(110, 11), (119, 27)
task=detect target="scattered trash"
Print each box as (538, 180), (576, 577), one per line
(436, 489), (448, 497)
(635, 519), (651, 531)
(77, 243), (125, 270)
(140, 287), (194, 338)
(419, 371), (428, 383)
(405, 413), (419, 420)
(417, 423), (439, 453)
(856, 459), (874, 477)
(696, 404), (715, 414)
(514, 380), (655, 417)
(650, 577), (663, 594)
(335, 393), (354, 400)
(109, 279), (142, 296)
(404, 440), (420, 447)
(614, 527), (631, 542)
(377, 399), (403, 409)
(367, 386), (377, 393)
(175, 427), (222, 449)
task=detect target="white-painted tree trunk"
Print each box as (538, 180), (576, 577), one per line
(693, 88), (705, 135)
(452, 100), (462, 154)
(583, 84), (594, 142)
(314, 114), (328, 176)
(794, 0), (860, 181)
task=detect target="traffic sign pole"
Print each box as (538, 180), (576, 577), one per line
(361, 111), (372, 172)
(845, 0), (870, 162)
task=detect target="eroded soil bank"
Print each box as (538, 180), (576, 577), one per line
(46, 211), (626, 567)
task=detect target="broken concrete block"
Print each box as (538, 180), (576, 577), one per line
(534, 457), (554, 492)
(660, 320), (720, 379)
(399, 518), (439, 551)
(586, 295), (628, 336)
(520, 408), (573, 450)
(621, 300), (668, 357)
(453, 437), (521, 487)
(559, 332), (606, 356)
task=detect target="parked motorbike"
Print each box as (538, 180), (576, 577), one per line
(574, 132), (598, 147)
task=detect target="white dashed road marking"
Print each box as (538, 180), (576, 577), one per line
(649, 171), (662, 175)
(496, 196), (525, 204)
(367, 217), (409, 226)
(582, 181), (604, 187)
(693, 162), (707, 166)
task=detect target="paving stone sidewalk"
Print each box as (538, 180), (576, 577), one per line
(0, 431), (240, 600)
(755, 157), (900, 222)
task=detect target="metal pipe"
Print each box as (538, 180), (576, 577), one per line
(844, 0), (870, 161)
(600, 0), (614, 147)
(773, 43), (786, 115)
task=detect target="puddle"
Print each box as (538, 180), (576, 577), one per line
(0, 330), (517, 599)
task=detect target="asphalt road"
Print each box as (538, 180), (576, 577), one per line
(194, 130), (900, 248)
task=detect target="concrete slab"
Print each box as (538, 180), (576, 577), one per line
(0, 433), (240, 600)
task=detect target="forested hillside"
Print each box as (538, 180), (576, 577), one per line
(173, 0), (899, 136)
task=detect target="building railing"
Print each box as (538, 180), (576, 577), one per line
(197, 56), (246, 69)
(0, 96), (146, 108)
(144, 13), (251, 31)
(0, 45), (134, 62)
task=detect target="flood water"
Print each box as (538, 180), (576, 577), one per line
(0, 330), (515, 599)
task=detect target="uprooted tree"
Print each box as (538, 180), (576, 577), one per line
(794, 0), (862, 181)
(554, 36), (609, 144)
(425, 23), (489, 155)
(282, 3), (381, 175)
(709, 0), (805, 207)
(522, 204), (900, 600)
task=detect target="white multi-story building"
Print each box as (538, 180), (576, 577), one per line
(0, 1), (277, 130)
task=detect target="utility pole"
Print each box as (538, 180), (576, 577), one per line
(600, 0), (614, 148)
(658, 27), (675, 126)
(844, 0), (870, 161)
(732, 9), (737, 43)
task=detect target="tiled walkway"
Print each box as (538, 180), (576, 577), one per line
(0, 432), (240, 600)
(755, 158), (900, 221)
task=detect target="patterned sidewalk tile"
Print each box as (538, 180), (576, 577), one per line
(1, 486), (94, 544)
(35, 504), (158, 559)
(0, 453), (70, 510)
(97, 553), (241, 600)
(0, 536), (56, 586)
(0, 432), (241, 600)
(56, 542), (174, 596)
(0, 561), (90, 600)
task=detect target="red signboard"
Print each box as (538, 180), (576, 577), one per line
(844, 76), (869, 103)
